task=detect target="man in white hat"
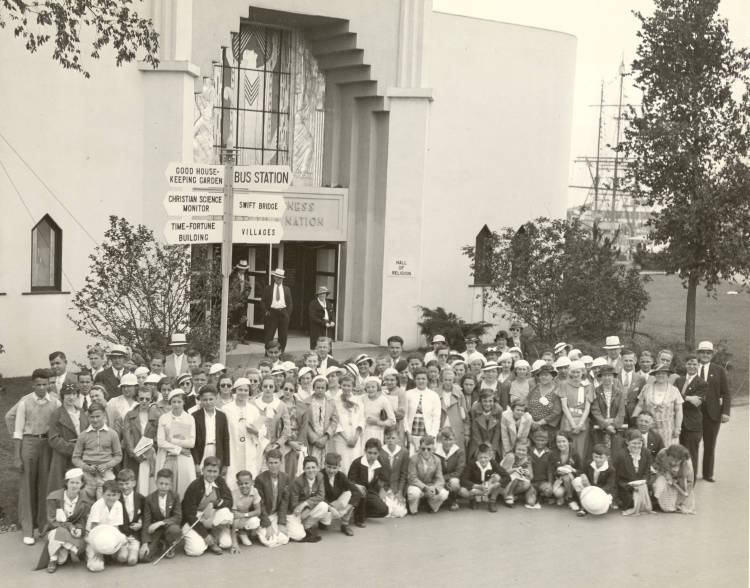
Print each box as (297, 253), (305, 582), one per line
(424, 334), (448, 364)
(94, 345), (130, 399)
(308, 286), (335, 349)
(599, 336), (624, 374)
(165, 333), (190, 378)
(261, 268), (293, 352)
(106, 373), (139, 425)
(696, 340), (730, 482)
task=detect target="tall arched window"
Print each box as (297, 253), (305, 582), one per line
(31, 215), (62, 291)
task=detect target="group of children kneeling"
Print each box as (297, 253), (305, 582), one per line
(38, 415), (695, 575)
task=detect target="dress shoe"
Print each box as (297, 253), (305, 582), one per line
(703, 476), (715, 483)
(46, 560), (57, 573)
(340, 525), (354, 536)
(354, 521), (366, 528)
(488, 501), (498, 513)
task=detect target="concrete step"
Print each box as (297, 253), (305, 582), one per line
(316, 49), (365, 71)
(311, 33), (359, 56)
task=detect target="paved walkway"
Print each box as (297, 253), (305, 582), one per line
(3, 407), (747, 588)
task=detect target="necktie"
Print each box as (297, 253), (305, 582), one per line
(274, 284), (280, 302)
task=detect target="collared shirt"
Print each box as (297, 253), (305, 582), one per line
(55, 372), (67, 393)
(204, 410), (216, 445)
(361, 456), (381, 483)
(318, 298), (329, 321)
(204, 479), (218, 497)
(123, 491), (135, 521)
(381, 444), (402, 468)
(476, 461), (493, 483)
(700, 363), (709, 381)
(621, 370), (633, 388)
(589, 459), (609, 485)
(173, 353), (185, 375)
(63, 491), (79, 518)
(88, 498), (123, 529)
(13, 392), (59, 439)
(270, 283), (286, 309)
(158, 493), (168, 517)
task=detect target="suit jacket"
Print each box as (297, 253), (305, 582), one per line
(674, 374), (708, 432)
(582, 461), (617, 496)
(290, 472), (325, 511)
(54, 371), (79, 395)
(308, 298), (335, 343)
(44, 488), (91, 534)
(620, 371), (647, 425)
(94, 366), (126, 398)
(434, 444), (466, 480)
(143, 489), (182, 542)
(48, 406), (88, 494)
(467, 404), (503, 459)
(380, 446), (410, 495)
(700, 362), (730, 421)
(255, 470), (291, 527)
(122, 405), (160, 471)
(322, 470), (359, 503)
(191, 409), (230, 468)
(460, 459), (510, 489)
(348, 456), (391, 492)
(119, 492), (145, 538)
(182, 475), (233, 527)
(164, 353), (190, 379)
(500, 409), (532, 455)
(590, 384), (627, 429)
(261, 284), (293, 317)
(407, 453), (445, 489)
(643, 430), (664, 459)
(613, 448), (652, 492)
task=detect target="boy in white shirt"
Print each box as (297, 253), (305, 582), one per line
(86, 480), (127, 572)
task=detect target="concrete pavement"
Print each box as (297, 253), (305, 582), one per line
(3, 406), (747, 588)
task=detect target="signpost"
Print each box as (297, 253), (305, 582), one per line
(163, 161), (291, 363)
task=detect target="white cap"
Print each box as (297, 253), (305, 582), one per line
(431, 334), (447, 343)
(232, 377), (251, 390)
(568, 349), (582, 360)
(119, 373), (138, 387)
(569, 360), (586, 371)
(133, 366), (149, 377)
(697, 341), (714, 352)
(554, 356), (572, 369)
(208, 363), (226, 375)
(145, 373), (161, 384)
(581, 355), (594, 365)
(531, 359), (547, 373)
(514, 359), (531, 371)
(591, 357), (608, 369)
(167, 388), (186, 401)
(280, 361), (297, 372)
(65, 467), (84, 480)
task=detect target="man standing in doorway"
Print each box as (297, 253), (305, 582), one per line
(262, 268), (293, 352)
(696, 340), (730, 483)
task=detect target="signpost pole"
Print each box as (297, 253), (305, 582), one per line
(218, 147), (235, 365)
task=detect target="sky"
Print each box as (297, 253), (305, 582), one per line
(433, 0), (750, 209)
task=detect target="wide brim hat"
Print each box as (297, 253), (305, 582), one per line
(297, 367), (314, 379)
(168, 333), (187, 346)
(232, 377), (251, 390)
(175, 374), (192, 387)
(554, 342), (570, 355)
(280, 361), (298, 372)
(535, 364), (558, 377)
(649, 365), (675, 376)
(316, 286), (330, 295)
(431, 334), (447, 344)
(133, 366), (150, 377)
(596, 365), (617, 376)
(271, 268), (286, 279)
(481, 361), (500, 372)
(602, 336), (623, 350)
(510, 321), (523, 330)
(167, 388), (186, 401)
(107, 344), (128, 357)
(145, 373), (162, 384)
(235, 260), (249, 270)
(531, 359), (547, 374)
(554, 356), (571, 369)
(696, 340), (714, 352)
(354, 353), (374, 367)
(590, 357), (608, 369)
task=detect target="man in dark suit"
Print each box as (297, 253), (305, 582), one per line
(255, 448), (292, 545)
(48, 351), (78, 396)
(191, 386), (230, 477)
(308, 286), (335, 349)
(142, 469), (182, 560)
(507, 321), (530, 359)
(229, 261), (252, 343)
(674, 354), (708, 475)
(117, 469), (146, 565)
(261, 268), (293, 352)
(94, 344), (129, 399)
(619, 349), (647, 426)
(635, 412), (664, 459)
(697, 340), (731, 482)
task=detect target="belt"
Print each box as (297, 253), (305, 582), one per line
(205, 442), (216, 445)
(23, 433), (48, 439)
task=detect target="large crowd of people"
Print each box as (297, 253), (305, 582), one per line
(4, 329), (731, 574)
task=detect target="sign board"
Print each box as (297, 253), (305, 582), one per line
(233, 165), (292, 192)
(281, 190), (347, 242)
(165, 163), (224, 187)
(233, 194), (286, 219)
(164, 191), (224, 217)
(232, 220), (283, 244)
(388, 257), (415, 278)
(163, 220), (222, 244)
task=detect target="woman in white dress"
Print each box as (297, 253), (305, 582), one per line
(362, 376), (396, 443)
(253, 376), (291, 453)
(154, 389), (196, 497)
(333, 384), (364, 472)
(223, 378), (265, 487)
